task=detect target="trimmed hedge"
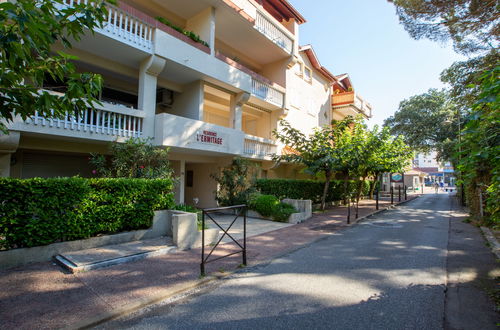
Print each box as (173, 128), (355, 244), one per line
(0, 178), (174, 250)
(254, 179), (370, 204)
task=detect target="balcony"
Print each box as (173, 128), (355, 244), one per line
(59, 0), (154, 52)
(332, 92), (372, 118)
(243, 135), (277, 159)
(254, 11), (293, 54)
(10, 100), (145, 141)
(155, 113), (244, 155)
(251, 78), (285, 108)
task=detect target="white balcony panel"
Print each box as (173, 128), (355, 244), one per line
(243, 135), (277, 159)
(155, 113), (244, 155)
(254, 11), (293, 54)
(10, 102), (145, 142)
(58, 0), (154, 52)
(251, 78), (284, 108)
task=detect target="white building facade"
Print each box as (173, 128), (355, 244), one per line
(1, 0), (372, 207)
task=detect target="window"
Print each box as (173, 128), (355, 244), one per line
(295, 62), (303, 76)
(304, 66), (312, 83)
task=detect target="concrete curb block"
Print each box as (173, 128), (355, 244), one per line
(71, 195), (421, 329)
(480, 227), (500, 259)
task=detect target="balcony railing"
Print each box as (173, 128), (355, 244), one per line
(251, 78), (285, 108)
(254, 11), (293, 54)
(243, 135), (277, 158)
(332, 92), (372, 117)
(24, 102), (145, 138)
(60, 0), (154, 51)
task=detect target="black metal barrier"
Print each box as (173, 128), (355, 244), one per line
(200, 205), (247, 277)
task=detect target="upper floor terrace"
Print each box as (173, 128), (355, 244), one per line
(59, 0), (289, 109)
(332, 91), (373, 119)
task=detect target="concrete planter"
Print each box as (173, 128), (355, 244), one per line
(0, 210), (219, 269)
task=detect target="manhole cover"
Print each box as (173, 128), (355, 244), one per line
(369, 222), (403, 228)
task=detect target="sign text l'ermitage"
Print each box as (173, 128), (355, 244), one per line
(196, 130), (223, 145)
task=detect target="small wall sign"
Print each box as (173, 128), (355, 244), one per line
(196, 130), (223, 145)
(390, 173), (404, 183)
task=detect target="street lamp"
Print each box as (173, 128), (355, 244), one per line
(444, 111), (465, 206)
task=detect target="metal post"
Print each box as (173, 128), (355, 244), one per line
(391, 186), (394, 204)
(404, 185), (407, 200)
(243, 206), (247, 266)
(347, 199), (351, 224)
(200, 211), (205, 277)
(461, 183), (465, 206)
(398, 185), (401, 202)
(375, 188), (379, 210)
(421, 184), (424, 195)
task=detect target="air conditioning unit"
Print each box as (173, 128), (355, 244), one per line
(157, 89), (174, 107)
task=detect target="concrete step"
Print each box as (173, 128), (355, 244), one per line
(54, 236), (176, 273)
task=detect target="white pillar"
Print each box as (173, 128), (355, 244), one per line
(230, 92), (250, 131)
(0, 153), (11, 177)
(138, 55), (166, 138)
(179, 160), (186, 204)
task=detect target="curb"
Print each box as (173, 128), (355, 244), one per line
(480, 227), (500, 259)
(72, 195), (420, 329)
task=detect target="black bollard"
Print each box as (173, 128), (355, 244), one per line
(391, 186), (394, 204)
(404, 185), (407, 200)
(375, 188), (379, 210)
(398, 185), (401, 202)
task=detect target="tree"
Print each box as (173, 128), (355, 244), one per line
(457, 67), (500, 225)
(90, 138), (172, 179)
(384, 88), (458, 161)
(0, 0), (112, 132)
(388, 0), (499, 56)
(210, 157), (257, 206)
(273, 117), (354, 211)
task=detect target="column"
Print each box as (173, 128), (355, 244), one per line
(179, 160), (186, 204)
(138, 55), (166, 138)
(230, 92), (250, 131)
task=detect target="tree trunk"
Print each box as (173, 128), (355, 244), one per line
(344, 174), (351, 223)
(321, 170), (332, 211)
(369, 172), (380, 199)
(355, 176), (366, 219)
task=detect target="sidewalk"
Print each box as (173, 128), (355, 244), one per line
(0, 196), (417, 330)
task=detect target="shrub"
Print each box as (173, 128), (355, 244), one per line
(272, 202), (297, 222)
(211, 158), (257, 206)
(254, 179), (370, 204)
(252, 194), (279, 217)
(0, 177), (174, 250)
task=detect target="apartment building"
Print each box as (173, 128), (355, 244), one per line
(1, 0), (372, 207)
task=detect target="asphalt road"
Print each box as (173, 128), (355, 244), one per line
(99, 193), (498, 330)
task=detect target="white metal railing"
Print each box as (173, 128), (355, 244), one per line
(24, 102), (145, 138)
(243, 135), (277, 158)
(251, 78), (284, 108)
(254, 11), (293, 53)
(60, 0), (154, 51)
(354, 94), (372, 117)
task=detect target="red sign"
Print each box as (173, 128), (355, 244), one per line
(196, 130), (223, 145)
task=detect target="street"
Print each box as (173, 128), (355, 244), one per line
(99, 193), (499, 329)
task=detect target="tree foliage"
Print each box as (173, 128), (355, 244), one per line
(273, 117), (354, 210)
(210, 157), (257, 206)
(384, 88), (458, 161)
(388, 0), (499, 55)
(0, 0), (112, 132)
(457, 67), (500, 225)
(90, 138), (172, 179)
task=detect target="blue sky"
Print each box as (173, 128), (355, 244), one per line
(288, 0), (465, 127)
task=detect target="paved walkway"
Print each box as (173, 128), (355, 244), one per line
(0, 196), (415, 330)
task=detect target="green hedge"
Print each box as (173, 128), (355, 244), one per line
(0, 178), (174, 250)
(254, 179), (370, 204)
